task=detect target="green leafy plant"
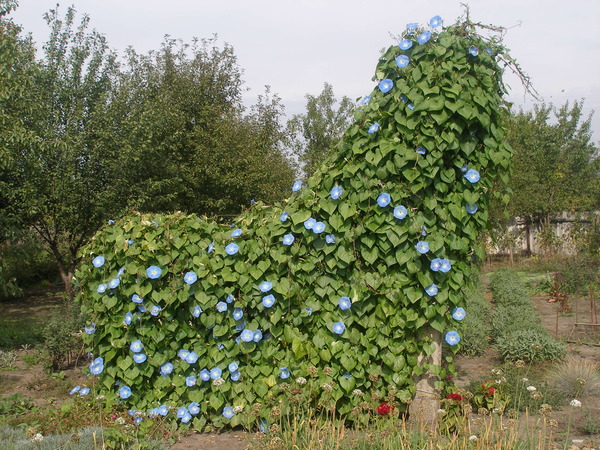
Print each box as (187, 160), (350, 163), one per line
(495, 329), (564, 363)
(75, 15), (517, 429)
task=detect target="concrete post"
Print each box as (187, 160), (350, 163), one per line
(409, 326), (442, 423)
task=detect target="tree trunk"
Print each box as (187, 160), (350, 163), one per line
(409, 326), (442, 423)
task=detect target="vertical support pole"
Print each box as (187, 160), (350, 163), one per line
(409, 326), (442, 423)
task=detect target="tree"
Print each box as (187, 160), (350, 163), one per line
(110, 37), (295, 217)
(286, 83), (354, 177)
(503, 101), (599, 252)
(4, 5), (124, 295)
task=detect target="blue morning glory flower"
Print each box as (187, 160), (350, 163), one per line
(330, 186), (343, 200)
(400, 94), (408, 103)
(325, 234), (335, 244)
(130, 340), (143, 353)
(79, 387), (90, 396)
(185, 352), (198, 364)
(417, 31), (431, 44)
(430, 258), (442, 272)
(127, 239), (134, 245)
(468, 46), (479, 56)
(305, 307), (313, 316)
(259, 419), (268, 433)
(259, 281), (272, 292)
(132, 294), (143, 304)
(333, 321), (346, 335)
(160, 362), (174, 376)
(119, 386), (132, 399)
(407, 103), (415, 110)
(200, 369), (210, 381)
(192, 306), (202, 317)
(338, 296), (351, 310)
(208, 242), (214, 253)
(180, 412), (191, 423)
(231, 228), (243, 238)
(279, 367), (290, 379)
(231, 370), (241, 381)
(150, 305), (161, 316)
(360, 95), (370, 106)
(304, 218), (316, 230)
(445, 331), (461, 346)
(466, 203), (478, 214)
(225, 294), (234, 303)
(465, 169), (480, 183)
(452, 307), (466, 321)
(84, 323), (96, 334)
(461, 164), (469, 173)
(97, 284), (107, 294)
(282, 234), (295, 245)
(377, 193), (391, 207)
(240, 329), (254, 342)
(108, 219), (115, 224)
(148, 408), (159, 418)
(416, 241), (429, 254)
(343, 372), (352, 379)
(223, 406), (235, 419)
(117, 267), (125, 277)
(89, 357), (104, 375)
(394, 205), (408, 220)
(178, 349), (190, 360)
(109, 278), (120, 289)
(429, 15), (442, 28)
(421, 226), (428, 236)
(399, 39), (413, 50)
(406, 22), (418, 33)
(440, 259), (452, 273)
(210, 367), (222, 379)
(134, 417), (143, 426)
(225, 243), (239, 255)
(228, 362), (239, 372)
(378, 79), (393, 93)
(416, 146), (426, 155)
(184, 272), (197, 284)
(253, 330), (263, 342)
(138, 304), (147, 313)
(216, 301), (227, 312)
(425, 284), (439, 296)
(133, 353), (147, 364)
(233, 308), (243, 321)
(92, 256), (105, 268)
(235, 321), (246, 331)
(146, 266), (162, 279)
(158, 404), (169, 416)
(177, 406), (188, 418)
(70, 385), (81, 395)
(124, 312), (133, 325)
(217, 343), (224, 350)
(312, 222), (326, 234)
(262, 294), (275, 308)
(280, 211), (289, 222)
(188, 402), (200, 415)
(395, 55), (409, 68)
(368, 123), (380, 134)
(292, 181), (302, 192)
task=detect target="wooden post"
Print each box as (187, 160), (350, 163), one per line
(409, 326), (442, 423)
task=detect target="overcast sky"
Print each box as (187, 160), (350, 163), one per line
(10, 0), (600, 142)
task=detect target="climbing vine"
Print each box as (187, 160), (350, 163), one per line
(75, 15), (513, 431)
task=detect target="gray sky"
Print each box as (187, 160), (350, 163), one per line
(11, 0), (600, 142)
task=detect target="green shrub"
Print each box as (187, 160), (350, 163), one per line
(42, 303), (84, 370)
(495, 329), (564, 362)
(488, 269), (530, 307)
(556, 255), (599, 295)
(459, 286), (491, 356)
(491, 303), (542, 339)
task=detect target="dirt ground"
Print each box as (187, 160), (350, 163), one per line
(1, 287), (599, 449)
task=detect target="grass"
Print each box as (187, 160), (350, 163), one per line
(0, 316), (45, 350)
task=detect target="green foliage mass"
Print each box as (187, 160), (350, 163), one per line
(75, 17), (513, 429)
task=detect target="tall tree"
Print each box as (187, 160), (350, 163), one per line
(286, 83), (354, 177)
(5, 5), (123, 294)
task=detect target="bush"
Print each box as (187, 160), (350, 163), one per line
(42, 303), (85, 370)
(459, 286), (491, 356)
(488, 268), (530, 306)
(556, 255), (599, 295)
(495, 329), (564, 362)
(491, 303), (542, 339)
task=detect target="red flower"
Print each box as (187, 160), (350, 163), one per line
(486, 388), (496, 397)
(376, 402), (394, 415)
(446, 393), (463, 401)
